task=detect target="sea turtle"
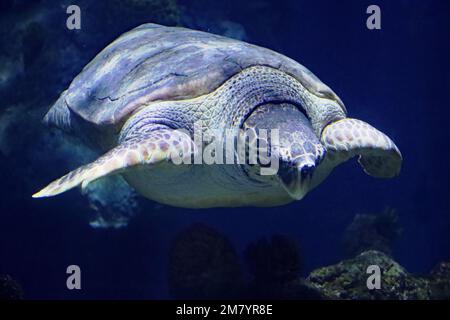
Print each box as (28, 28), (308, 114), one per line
(33, 23), (402, 208)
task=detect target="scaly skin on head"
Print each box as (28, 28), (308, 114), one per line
(241, 103), (327, 200)
(199, 66), (346, 135)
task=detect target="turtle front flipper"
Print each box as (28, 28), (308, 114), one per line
(32, 129), (196, 198)
(321, 118), (402, 178)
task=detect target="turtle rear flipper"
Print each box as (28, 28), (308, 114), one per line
(33, 129), (195, 198)
(321, 118), (402, 178)
(43, 90), (73, 132)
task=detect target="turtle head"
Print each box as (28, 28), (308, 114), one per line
(241, 103), (326, 200)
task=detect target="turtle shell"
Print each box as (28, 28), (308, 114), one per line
(46, 23), (344, 129)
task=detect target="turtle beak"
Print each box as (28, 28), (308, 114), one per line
(277, 144), (328, 201)
(277, 159), (316, 200)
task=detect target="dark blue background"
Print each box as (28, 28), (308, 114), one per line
(0, 0), (449, 299)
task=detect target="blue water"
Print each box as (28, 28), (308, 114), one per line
(0, 0), (449, 299)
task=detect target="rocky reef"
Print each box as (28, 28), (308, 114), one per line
(250, 249), (450, 300)
(85, 175), (140, 229)
(302, 208), (448, 300)
(308, 250), (435, 300)
(168, 223), (449, 300)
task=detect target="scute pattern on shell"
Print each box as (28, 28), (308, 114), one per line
(47, 23), (344, 128)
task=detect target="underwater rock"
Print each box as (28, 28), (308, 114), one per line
(0, 274), (23, 300)
(429, 262), (450, 299)
(244, 234), (302, 298)
(306, 250), (450, 300)
(342, 208), (402, 257)
(86, 175), (140, 229)
(168, 223), (244, 299)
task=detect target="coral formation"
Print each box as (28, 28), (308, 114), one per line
(307, 250), (450, 300)
(168, 223), (244, 299)
(342, 208), (402, 257)
(167, 228), (450, 300)
(86, 175), (140, 229)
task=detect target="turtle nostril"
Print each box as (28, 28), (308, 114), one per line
(300, 164), (315, 180)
